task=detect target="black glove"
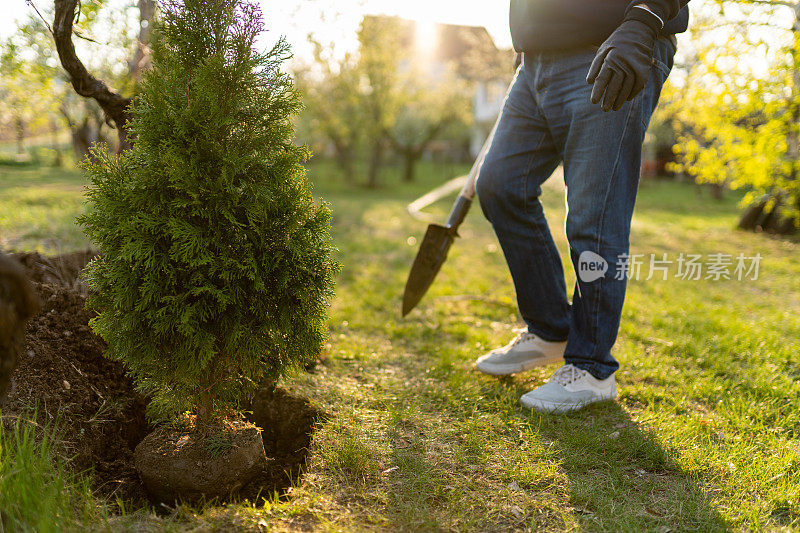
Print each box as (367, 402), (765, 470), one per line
(586, 6), (662, 112)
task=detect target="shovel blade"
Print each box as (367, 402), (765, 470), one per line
(402, 224), (456, 316)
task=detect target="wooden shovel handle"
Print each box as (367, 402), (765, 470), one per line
(460, 105), (502, 200)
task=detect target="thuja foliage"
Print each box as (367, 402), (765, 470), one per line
(79, 0), (337, 425)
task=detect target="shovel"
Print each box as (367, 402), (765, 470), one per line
(401, 116), (500, 317)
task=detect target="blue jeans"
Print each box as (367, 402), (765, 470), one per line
(476, 39), (675, 380)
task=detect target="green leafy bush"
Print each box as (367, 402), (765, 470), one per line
(80, 0), (337, 425)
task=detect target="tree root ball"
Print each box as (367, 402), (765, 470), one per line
(134, 422), (269, 504)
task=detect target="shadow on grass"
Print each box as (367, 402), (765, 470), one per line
(526, 400), (730, 531)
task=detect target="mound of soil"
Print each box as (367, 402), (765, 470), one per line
(0, 253), (40, 399)
(12, 250), (97, 288)
(0, 251), (321, 506)
(2, 250), (150, 503)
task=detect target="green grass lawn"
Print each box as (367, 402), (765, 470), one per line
(0, 163), (88, 252)
(2, 160), (799, 531)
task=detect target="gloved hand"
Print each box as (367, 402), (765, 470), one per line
(586, 6), (662, 112)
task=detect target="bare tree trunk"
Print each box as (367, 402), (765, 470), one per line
(58, 105), (88, 160)
(15, 116), (24, 156)
(50, 117), (63, 167)
(387, 123), (446, 184)
(74, 118), (92, 160)
(402, 154), (416, 183)
(402, 149), (424, 183)
(128, 0), (156, 83)
(333, 141), (356, 183)
(738, 198), (767, 230)
(53, 0), (133, 152)
(367, 139), (384, 188)
(196, 390), (214, 430)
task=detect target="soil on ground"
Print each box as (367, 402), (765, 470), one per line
(242, 386), (322, 502)
(0, 251), (320, 506)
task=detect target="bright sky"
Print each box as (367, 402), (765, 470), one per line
(2, 0), (792, 78)
(0, 0), (513, 55)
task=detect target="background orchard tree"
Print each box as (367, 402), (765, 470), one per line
(296, 15), (477, 187)
(356, 16), (403, 188)
(49, 0), (155, 152)
(667, 0), (800, 234)
(294, 41), (365, 184)
(3, 0), (156, 157)
(6, 13), (107, 160)
(293, 18), (401, 188)
(0, 39), (54, 157)
(386, 69), (472, 183)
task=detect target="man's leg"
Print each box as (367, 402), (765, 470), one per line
(474, 58), (572, 376)
(557, 39), (675, 379)
(519, 39), (675, 412)
(476, 61), (568, 345)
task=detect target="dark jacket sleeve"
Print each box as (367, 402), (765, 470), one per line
(626, 0), (690, 23)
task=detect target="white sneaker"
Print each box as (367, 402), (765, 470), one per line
(475, 329), (566, 376)
(520, 364), (617, 413)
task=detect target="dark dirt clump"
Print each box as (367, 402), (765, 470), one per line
(1, 251), (321, 506)
(13, 250), (97, 290)
(2, 250), (150, 503)
(0, 253), (40, 400)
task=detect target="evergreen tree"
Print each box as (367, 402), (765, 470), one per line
(80, 0), (338, 426)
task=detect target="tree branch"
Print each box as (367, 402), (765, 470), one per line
(53, 0), (133, 151)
